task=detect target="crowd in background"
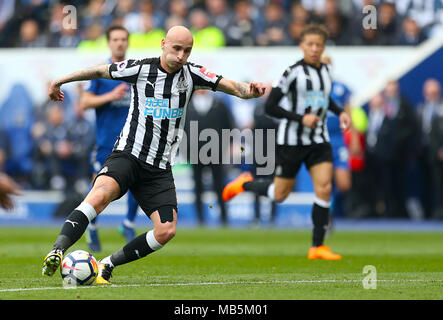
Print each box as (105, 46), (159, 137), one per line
(1, 0), (443, 49)
(0, 83), (94, 195)
(349, 79), (443, 221)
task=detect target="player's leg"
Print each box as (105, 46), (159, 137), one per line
(224, 144), (298, 203)
(119, 191), (138, 243)
(212, 164), (228, 226)
(330, 143), (351, 218)
(310, 161), (333, 246)
(96, 164), (178, 284)
(86, 150), (107, 252)
(331, 167), (351, 218)
(327, 144), (352, 236)
(334, 168), (352, 193)
(307, 160), (341, 260)
(192, 164), (205, 225)
(97, 206), (177, 284)
(87, 216), (101, 252)
(223, 173), (294, 202)
(42, 175), (121, 276)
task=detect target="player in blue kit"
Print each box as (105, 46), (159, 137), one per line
(322, 55), (352, 221)
(80, 25), (138, 251)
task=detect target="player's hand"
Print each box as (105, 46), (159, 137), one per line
(109, 83), (129, 101)
(339, 111), (351, 132)
(0, 173), (22, 210)
(48, 81), (64, 101)
(249, 81), (266, 98)
(302, 114), (320, 129)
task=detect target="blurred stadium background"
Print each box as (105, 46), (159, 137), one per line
(1, 0), (443, 230)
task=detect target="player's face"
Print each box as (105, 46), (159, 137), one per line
(300, 34), (325, 66)
(161, 37), (193, 73)
(108, 30), (129, 60)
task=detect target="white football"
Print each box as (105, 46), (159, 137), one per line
(60, 250), (98, 286)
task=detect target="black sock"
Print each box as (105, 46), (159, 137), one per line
(110, 232), (155, 267)
(243, 179), (273, 197)
(312, 203), (330, 247)
(53, 210), (90, 253)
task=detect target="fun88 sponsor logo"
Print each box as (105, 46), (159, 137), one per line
(305, 91), (328, 108)
(144, 98), (184, 120)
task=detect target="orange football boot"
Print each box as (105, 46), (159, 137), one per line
(222, 172), (253, 201)
(308, 245), (342, 260)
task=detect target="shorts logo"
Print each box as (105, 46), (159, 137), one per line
(275, 165), (283, 176)
(144, 98), (183, 120)
(99, 166), (108, 175)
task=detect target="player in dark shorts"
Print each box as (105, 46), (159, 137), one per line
(223, 24), (351, 260)
(41, 26), (266, 284)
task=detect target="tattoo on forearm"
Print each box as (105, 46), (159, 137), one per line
(55, 65), (110, 86)
(236, 82), (250, 98)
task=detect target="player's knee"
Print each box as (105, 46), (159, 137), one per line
(155, 224), (176, 244)
(153, 205), (177, 243)
(84, 189), (111, 214)
(317, 182), (332, 198)
(274, 187), (291, 202)
(274, 191), (289, 202)
(337, 179), (351, 192)
(87, 178), (119, 212)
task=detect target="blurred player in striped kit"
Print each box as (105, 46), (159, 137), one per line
(223, 24), (351, 260)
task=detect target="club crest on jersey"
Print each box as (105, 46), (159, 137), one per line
(144, 98), (183, 120)
(176, 77), (188, 93)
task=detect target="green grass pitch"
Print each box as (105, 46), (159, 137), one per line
(1, 226), (443, 300)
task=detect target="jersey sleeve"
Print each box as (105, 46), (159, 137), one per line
(109, 59), (142, 84)
(273, 67), (297, 95)
(187, 63), (223, 91)
(265, 87), (303, 122)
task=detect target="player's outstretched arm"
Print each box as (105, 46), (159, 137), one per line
(216, 78), (266, 99)
(49, 64), (111, 101)
(0, 172), (21, 210)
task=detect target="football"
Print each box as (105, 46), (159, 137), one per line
(60, 250), (98, 286)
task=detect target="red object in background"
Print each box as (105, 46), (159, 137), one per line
(344, 131), (365, 171)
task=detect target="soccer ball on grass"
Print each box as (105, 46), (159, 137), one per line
(60, 250), (98, 286)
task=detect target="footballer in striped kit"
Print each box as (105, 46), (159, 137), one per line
(42, 25), (266, 284)
(223, 23), (351, 260)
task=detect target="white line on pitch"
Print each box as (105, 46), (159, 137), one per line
(1, 279), (443, 293)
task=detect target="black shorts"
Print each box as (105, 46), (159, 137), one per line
(94, 151), (177, 217)
(275, 143), (333, 178)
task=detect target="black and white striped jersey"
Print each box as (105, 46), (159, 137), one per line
(109, 57), (222, 169)
(268, 59), (336, 146)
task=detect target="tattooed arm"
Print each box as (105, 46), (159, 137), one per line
(49, 64), (111, 101)
(216, 78), (266, 99)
